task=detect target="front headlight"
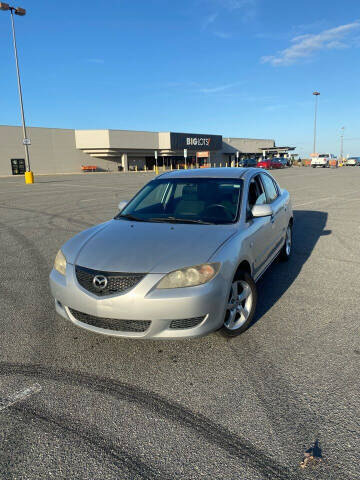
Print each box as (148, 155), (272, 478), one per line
(156, 263), (220, 289)
(54, 249), (67, 276)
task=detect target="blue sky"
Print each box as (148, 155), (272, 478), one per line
(1, 0), (360, 156)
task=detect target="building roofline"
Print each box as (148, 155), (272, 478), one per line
(0, 124), (77, 131)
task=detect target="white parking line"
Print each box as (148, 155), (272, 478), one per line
(294, 189), (360, 207)
(0, 184), (120, 195)
(294, 197), (333, 207)
(0, 383), (42, 412)
(49, 183), (120, 190)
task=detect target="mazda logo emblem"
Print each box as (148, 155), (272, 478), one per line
(93, 274), (108, 290)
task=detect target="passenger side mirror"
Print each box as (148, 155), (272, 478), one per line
(118, 201), (128, 212)
(251, 204), (273, 218)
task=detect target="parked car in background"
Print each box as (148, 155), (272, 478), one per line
(238, 158), (257, 168)
(257, 158), (284, 170)
(49, 168), (293, 339)
(346, 157), (360, 166)
(311, 154), (336, 168)
(278, 158), (289, 168)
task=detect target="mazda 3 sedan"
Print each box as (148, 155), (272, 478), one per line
(50, 168), (293, 339)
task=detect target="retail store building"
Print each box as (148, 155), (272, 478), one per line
(0, 125), (294, 176)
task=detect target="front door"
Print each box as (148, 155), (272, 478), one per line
(260, 173), (285, 257)
(11, 158), (26, 175)
(246, 174), (274, 278)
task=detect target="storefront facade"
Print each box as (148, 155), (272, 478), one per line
(0, 125), (281, 176)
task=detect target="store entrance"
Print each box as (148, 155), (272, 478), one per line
(196, 151), (210, 168)
(11, 158), (26, 175)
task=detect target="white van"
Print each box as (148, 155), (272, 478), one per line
(311, 154), (336, 168)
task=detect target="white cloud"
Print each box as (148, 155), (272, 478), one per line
(200, 0), (256, 20)
(199, 81), (243, 94)
(201, 13), (218, 30)
(217, 0), (256, 11)
(261, 22), (360, 66)
(213, 31), (231, 39)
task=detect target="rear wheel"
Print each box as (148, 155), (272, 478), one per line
(221, 271), (257, 337)
(280, 224), (292, 261)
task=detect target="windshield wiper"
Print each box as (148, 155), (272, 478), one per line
(148, 217), (213, 225)
(117, 214), (147, 222)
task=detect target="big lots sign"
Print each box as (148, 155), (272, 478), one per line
(170, 132), (222, 151)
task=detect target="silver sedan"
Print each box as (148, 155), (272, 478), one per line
(49, 168), (293, 339)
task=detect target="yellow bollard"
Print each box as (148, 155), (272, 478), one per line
(25, 171), (34, 184)
(162, 164), (165, 171)
(220, 163), (222, 168)
(145, 165), (147, 172)
(135, 165), (138, 172)
(170, 164), (173, 171)
(177, 164), (180, 170)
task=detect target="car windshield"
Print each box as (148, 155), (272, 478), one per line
(116, 178), (243, 224)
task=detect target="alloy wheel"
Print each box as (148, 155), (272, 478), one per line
(285, 226), (292, 256)
(224, 280), (253, 331)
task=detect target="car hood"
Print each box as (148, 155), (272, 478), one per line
(64, 219), (237, 273)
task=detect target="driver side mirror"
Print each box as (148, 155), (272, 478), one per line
(251, 204), (273, 218)
(118, 200), (128, 212)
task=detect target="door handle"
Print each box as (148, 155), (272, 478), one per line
(270, 214), (275, 224)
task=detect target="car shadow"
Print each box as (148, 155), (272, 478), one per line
(252, 210), (331, 325)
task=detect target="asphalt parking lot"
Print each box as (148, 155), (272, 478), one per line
(0, 166), (359, 479)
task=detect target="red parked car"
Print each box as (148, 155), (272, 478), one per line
(257, 158), (284, 169)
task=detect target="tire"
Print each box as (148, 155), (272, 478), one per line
(280, 223), (292, 261)
(312, 165), (316, 168)
(221, 270), (257, 337)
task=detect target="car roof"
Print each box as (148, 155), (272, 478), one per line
(158, 167), (261, 180)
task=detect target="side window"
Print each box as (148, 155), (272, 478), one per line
(133, 182), (169, 211)
(261, 174), (278, 203)
(247, 175), (266, 217)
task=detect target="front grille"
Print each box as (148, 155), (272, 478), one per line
(75, 265), (145, 297)
(69, 308), (151, 333)
(169, 317), (205, 329)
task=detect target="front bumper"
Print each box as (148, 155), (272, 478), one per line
(49, 264), (229, 339)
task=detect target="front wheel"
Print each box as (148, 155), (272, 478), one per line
(221, 271), (257, 337)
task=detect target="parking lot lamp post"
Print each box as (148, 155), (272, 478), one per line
(312, 91), (320, 155)
(0, 3), (33, 183)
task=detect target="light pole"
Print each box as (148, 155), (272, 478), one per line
(340, 126), (345, 162)
(0, 2), (34, 183)
(312, 91), (320, 156)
